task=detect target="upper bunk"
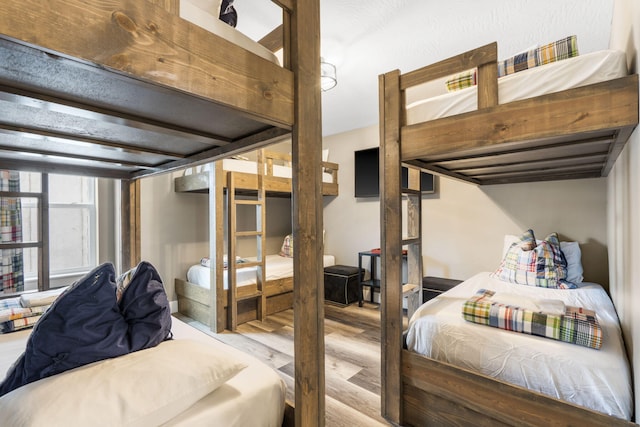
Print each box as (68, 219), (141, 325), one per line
(0, 0), (294, 180)
(174, 148), (339, 196)
(381, 40), (639, 185)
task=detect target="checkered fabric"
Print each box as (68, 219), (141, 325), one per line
(462, 288), (602, 349)
(0, 170), (23, 294)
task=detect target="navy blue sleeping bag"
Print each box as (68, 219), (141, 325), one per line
(0, 261), (172, 397)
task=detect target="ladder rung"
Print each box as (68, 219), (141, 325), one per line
(235, 261), (264, 268)
(237, 290), (263, 301)
(235, 231), (263, 237)
(235, 200), (263, 206)
(402, 283), (418, 296)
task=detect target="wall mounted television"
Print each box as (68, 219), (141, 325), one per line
(354, 147), (435, 198)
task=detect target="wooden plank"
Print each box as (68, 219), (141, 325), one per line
(147, 0), (179, 15)
(0, 0), (294, 127)
(120, 179), (140, 271)
(379, 70), (404, 424)
(214, 163), (225, 332)
(403, 350), (635, 426)
(259, 24), (284, 53)
(400, 42), (497, 90)
(290, 0), (325, 424)
(402, 75), (639, 162)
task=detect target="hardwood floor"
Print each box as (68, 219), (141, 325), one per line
(176, 302), (406, 427)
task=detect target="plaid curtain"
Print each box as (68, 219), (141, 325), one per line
(0, 171), (23, 293)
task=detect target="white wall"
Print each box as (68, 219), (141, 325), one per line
(140, 167), (293, 302)
(324, 124), (608, 286)
(608, 0), (640, 417)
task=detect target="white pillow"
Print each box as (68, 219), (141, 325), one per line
(0, 339), (246, 427)
(502, 234), (583, 283)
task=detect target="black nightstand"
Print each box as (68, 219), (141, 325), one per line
(422, 276), (463, 302)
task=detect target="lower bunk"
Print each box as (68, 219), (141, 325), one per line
(402, 271), (634, 426)
(176, 254), (336, 329)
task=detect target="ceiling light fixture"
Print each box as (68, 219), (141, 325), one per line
(321, 58), (337, 91)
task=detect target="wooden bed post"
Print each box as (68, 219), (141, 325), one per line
(379, 69), (404, 424)
(290, 0), (325, 425)
(120, 179), (141, 272)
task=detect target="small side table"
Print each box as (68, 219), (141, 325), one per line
(358, 251), (380, 307)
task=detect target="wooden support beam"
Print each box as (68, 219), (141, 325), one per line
(121, 179), (140, 271)
(291, 0), (325, 425)
(379, 69), (404, 424)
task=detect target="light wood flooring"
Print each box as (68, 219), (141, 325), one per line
(176, 302), (407, 427)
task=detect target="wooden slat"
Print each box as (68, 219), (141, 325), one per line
(379, 69), (404, 424)
(400, 42), (497, 90)
(291, 0), (325, 424)
(259, 24), (284, 53)
(214, 163), (225, 332)
(120, 179), (140, 271)
(0, 0), (294, 127)
(402, 351), (635, 427)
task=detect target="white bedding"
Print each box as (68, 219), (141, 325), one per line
(179, 0), (280, 65)
(188, 254), (336, 289)
(405, 272), (632, 420)
(0, 316), (286, 426)
(407, 49), (628, 124)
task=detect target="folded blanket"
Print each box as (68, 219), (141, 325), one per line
(0, 314), (43, 333)
(20, 287), (67, 308)
(491, 292), (566, 316)
(462, 289), (602, 349)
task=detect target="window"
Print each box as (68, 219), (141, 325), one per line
(0, 172), (97, 295)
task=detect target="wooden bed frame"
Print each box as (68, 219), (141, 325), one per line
(379, 42), (638, 426)
(173, 148), (338, 331)
(0, 1), (327, 424)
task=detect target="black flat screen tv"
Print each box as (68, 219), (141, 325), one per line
(354, 147), (435, 197)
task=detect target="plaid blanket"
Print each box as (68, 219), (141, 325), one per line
(0, 314), (43, 333)
(0, 296), (52, 334)
(462, 289), (602, 349)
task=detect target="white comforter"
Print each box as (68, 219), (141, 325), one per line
(406, 272), (632, 420)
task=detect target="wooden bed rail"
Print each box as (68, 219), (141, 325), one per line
(400, 42), (498, 111)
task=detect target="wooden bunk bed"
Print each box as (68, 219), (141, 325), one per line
(379, 42), (639, 426)
(173, 148), (339, 331)
(0, 0), (327, 425)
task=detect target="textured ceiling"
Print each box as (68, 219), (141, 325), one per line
(236, 0), (615, 137)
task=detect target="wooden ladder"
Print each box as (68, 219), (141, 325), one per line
(226, 153), (267, 331)
(402, 168), (423, 320)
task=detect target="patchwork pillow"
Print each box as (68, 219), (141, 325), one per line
(502, 234), (584, 283)
(0, 340), (247, 427)
(498, 35), (578, 77)
(493, 230), (576, 289)
(279, 234), (294, 258)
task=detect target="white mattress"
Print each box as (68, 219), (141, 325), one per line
(407, 49), (629, 124)
(188, 254), (336, 289)
(179, 0), (280, 65)
(0, 316), (286, 426)
(406, 272), (632, 420)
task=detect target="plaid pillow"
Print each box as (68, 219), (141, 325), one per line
(445, 69), (477, 92)
(279, 234), (293, 258)
(493, 230), (576, 289)
(498, 35), (578, 77)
